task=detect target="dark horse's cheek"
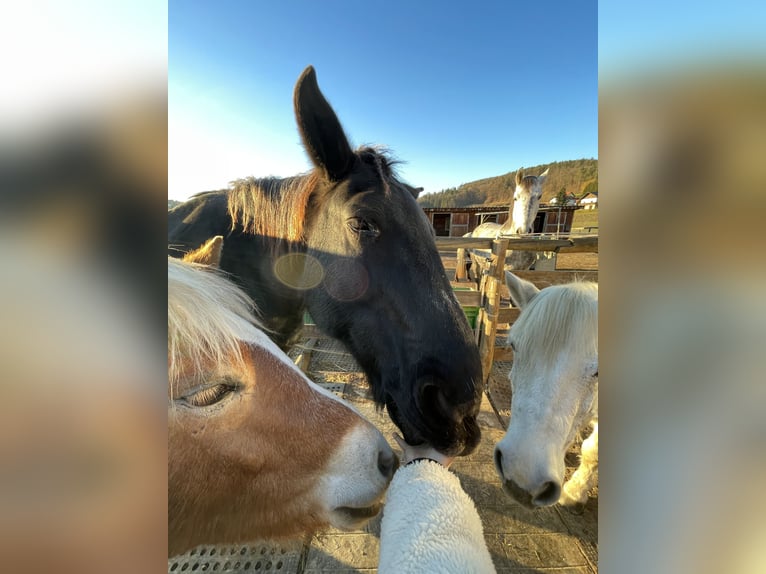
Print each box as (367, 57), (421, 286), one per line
(322, 259), (369, 302)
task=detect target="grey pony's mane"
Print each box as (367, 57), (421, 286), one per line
(510, 282), (598, 364)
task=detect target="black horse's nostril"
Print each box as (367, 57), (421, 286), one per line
(378, 449), (397, 479)
(533, 481), (561, 506)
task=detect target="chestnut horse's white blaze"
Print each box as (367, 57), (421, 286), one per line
(457, 167), (549, 281)
(494, 272), (598, 508)
(168, 256), (395, 556)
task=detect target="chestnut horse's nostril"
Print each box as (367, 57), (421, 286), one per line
(532, 481), (561, 506)
(378, 449), (397, 479)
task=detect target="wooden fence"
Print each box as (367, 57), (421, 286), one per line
(436, 235), (598, 383)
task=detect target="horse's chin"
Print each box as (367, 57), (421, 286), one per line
(385, 393), (480, 458)
(330, 502), (384, 530)
(501, 480), (537, 509)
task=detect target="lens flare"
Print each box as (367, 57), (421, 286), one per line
(324, 260), (369, 302)
(273, 253), (324, 290)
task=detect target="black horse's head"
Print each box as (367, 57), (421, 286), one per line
(294, 66), (482, 457)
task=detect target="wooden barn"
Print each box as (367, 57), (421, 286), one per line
(422, 204), (581, 237)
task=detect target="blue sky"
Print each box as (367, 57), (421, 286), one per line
(169, 1), (597, 200)
(599, 2), (766, 79)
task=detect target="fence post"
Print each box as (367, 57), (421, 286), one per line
(476, 238), (509, 386)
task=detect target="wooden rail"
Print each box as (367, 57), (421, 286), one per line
(474, 239), (508, 383)
(443, 235), (598, 382)
(435, 235), (598, 253)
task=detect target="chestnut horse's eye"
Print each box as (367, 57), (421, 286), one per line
(347, 217), (380, 237)
(184, 383), (236, 407)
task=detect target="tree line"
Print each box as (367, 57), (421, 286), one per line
(418, 158), (597, 208)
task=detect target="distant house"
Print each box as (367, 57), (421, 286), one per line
(550, 194), (577, 206)
(422, 204), (581, 237)
(579, 192), (598, 210)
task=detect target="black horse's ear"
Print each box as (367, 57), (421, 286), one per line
(404, 184), (424, 199)
(294, 66), (354, 182)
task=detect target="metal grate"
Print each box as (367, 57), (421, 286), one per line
(168, 543), (302, 573)
(578, 540), (599, 573)
(307, 339), (362, 373)
(316, 382), (346, 397)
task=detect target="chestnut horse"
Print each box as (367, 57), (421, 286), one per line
(168, 66), (482, 457)
(494, 272), (598, 509)
(168, 250), (395, 556)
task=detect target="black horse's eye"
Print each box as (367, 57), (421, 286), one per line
(184, 383), (236, 407)
(347, 217), (380, 237)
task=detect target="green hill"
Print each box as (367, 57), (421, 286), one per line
(418, 159), (597, 208)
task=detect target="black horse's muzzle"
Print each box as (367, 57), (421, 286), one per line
(384, 377), (482, 457)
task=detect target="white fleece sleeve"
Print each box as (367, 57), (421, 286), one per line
(378, 460), (496, 574)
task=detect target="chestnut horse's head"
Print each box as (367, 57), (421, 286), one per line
(168, 252), (395, 556)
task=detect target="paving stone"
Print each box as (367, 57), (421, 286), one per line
(305, 533), (380, 570)
(501, 534), (589, 569)
(478, 504), (569, 536)
(494, 568), (594, 574)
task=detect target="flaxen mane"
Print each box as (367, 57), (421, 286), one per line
(227, 147), (400, 243)
(510, 282), (598, 364)
(168, 258), (262, 390)
(227, 174), (319, 243)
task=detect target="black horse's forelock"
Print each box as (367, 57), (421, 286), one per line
(356, 145), (404, 196)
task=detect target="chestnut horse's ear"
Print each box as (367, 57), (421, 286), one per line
(294, 66), (354, 182)
(183, 235), (224, 268)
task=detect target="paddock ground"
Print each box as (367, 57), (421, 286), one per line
(169, 337), (598, 574)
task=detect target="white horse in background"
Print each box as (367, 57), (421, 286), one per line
(494, 271), (598, 509)
(456, 167), (549, 283)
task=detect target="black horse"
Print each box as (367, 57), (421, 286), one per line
(168, 66), (482, 456)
